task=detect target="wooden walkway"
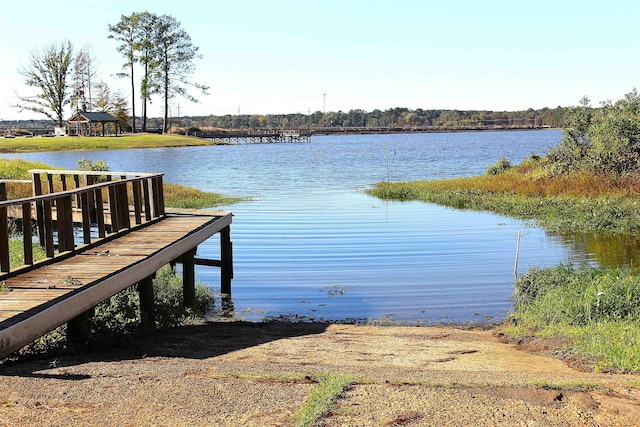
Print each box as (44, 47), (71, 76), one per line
(0, 171), (232, 357)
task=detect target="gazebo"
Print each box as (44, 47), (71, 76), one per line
(67, 111), (119, 136)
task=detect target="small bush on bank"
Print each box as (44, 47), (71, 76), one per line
(485, 157), (512, 175)
(91, 265), (215, 340)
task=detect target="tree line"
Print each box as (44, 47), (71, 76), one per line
(176, 106), (569, 131)
(12, 11), (206, 134)
(3, 105), (571, 134)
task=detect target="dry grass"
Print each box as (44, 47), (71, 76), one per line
(431, 165), (640, 198)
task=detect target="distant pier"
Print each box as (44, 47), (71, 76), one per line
(189, 128), (311, 144)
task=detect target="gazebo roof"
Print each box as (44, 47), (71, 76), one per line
(67, 111), (117, 123)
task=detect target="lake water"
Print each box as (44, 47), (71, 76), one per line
(2, 129), (615, 324)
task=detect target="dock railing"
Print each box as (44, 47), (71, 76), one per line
(0, 170), (165, 277)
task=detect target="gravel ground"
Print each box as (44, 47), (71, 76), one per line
(0, 321), (639, 426)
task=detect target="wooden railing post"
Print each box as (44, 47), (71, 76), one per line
(31, 173), (45, 247)
(156, 175), (165, 216)
(117, 177), (130, 229)
(56, 195), (75, 253)
(80, 191), (92, 245)
(151, 175), (165, 218)
(107, 177), (120, 233)
(142, 179), (152, 222)
(132, 180), (142, 225)
(94, 188), (106, 238)
(43, 199), (54, 258)
(86, 175), (97, 223)
(73, 174), (81, 208)
(46, 173), (54, 196)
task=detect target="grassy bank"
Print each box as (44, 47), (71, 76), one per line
(0, 133), (222, 153)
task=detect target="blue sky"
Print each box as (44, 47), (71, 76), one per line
(1, 0), (638, 120)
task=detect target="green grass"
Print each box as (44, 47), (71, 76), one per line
(0, 157), (61, 180)
(8, 239), (47, 269)
(293, 373), (353, 427)
(505, 265), (640, 372)
(164, 183), (247, 209)
(0, 134), (223, 153)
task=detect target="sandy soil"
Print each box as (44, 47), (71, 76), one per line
(1, 321), (639, 426)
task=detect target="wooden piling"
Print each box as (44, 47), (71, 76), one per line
(221, 226), (233, 295)
(138, 274), (156, 330)
(182, 248), (197, 308)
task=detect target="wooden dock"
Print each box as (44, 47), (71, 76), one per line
(0, 170), (233, 357)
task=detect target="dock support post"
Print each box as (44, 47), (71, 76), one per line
(221, 226), (233, 295)
(138, 273), (156, 330)
(182, 248), (196, 309)
(67, 309), (92, 345)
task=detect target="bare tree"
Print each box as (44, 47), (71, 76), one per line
(14, 41), (74, 126)
(71, 47), (99, 113)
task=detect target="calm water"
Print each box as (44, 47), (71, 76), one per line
(4, 129), (622, 324)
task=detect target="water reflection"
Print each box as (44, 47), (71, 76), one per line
(549, 232), (640, 268)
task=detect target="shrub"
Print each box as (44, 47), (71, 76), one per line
(77, 158), (109, 173)
(485, 157), (512, 175)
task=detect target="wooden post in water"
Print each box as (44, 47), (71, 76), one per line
(182, 248), (197, 308)
(221, 226), (233, 295)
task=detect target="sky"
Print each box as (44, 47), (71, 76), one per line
(0, 0), (639, 120)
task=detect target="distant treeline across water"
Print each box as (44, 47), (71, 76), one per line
(1, 106), (570, 133)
